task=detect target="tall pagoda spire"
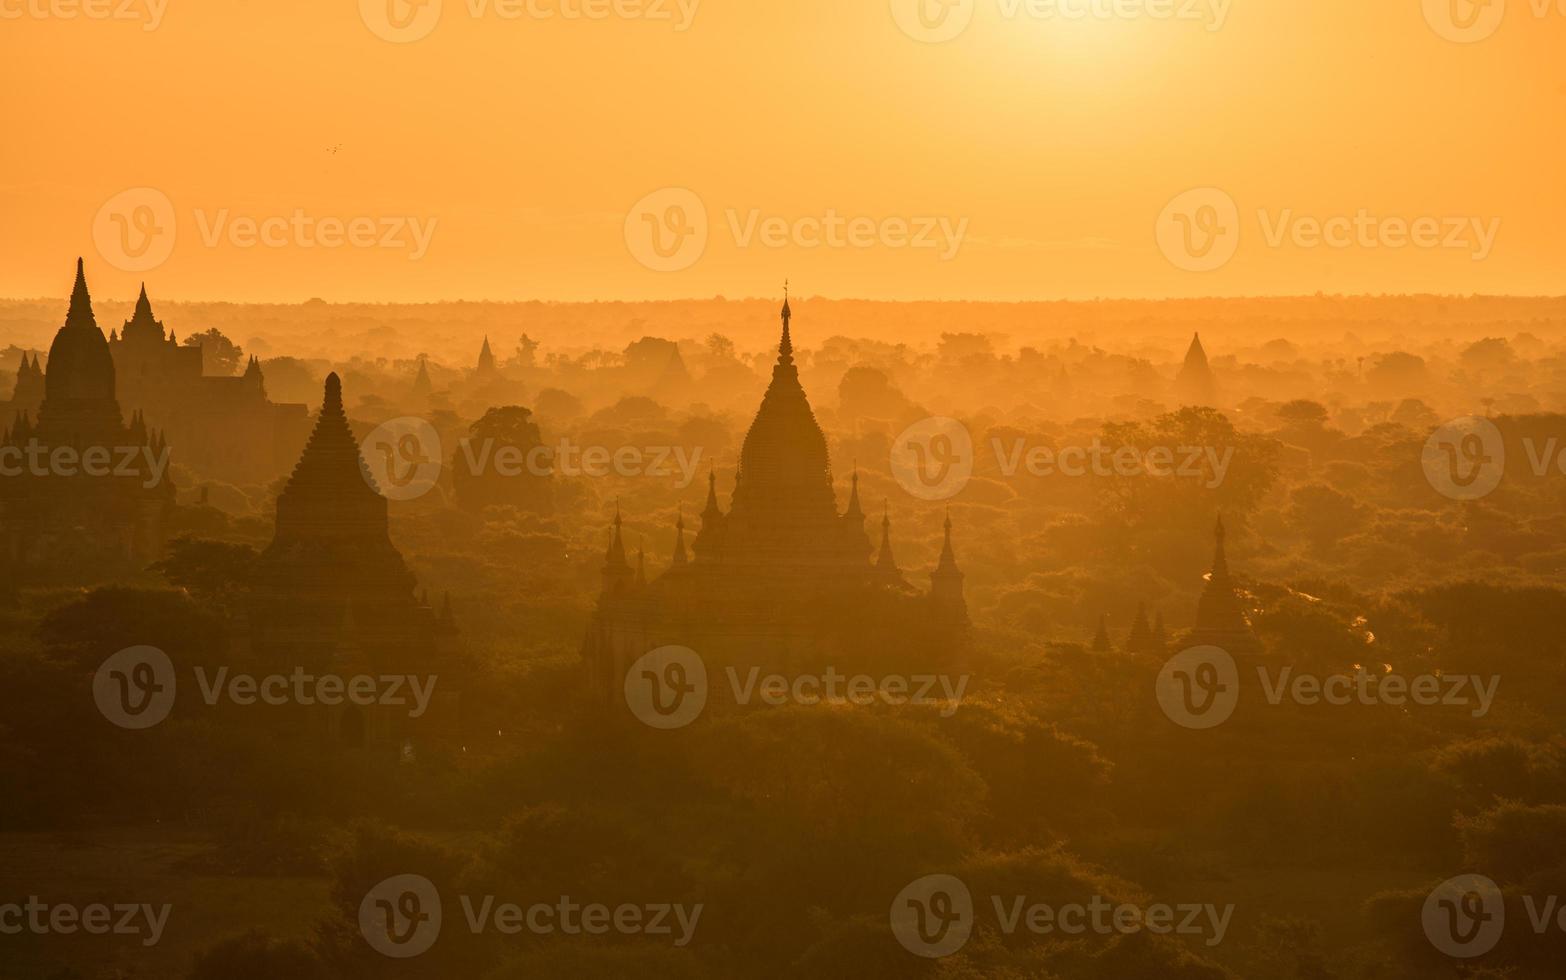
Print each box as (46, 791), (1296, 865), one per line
(930, 508), (967, 624)
(779, 279), (793, 367)
(1174, 332), (1218, 406)
(1189, 514), (1262, 654)
(728, 285), (835, 527)
(672, 509), (690, 565)
(41, 258), (118, 416)
(267, 372), (395, 550)
(844, 464), (864, 521)
(476, 336), (497, 377)
(65, 257), (93, 331)
(599, 500), (634, 596)
(875, 501), (904, 585)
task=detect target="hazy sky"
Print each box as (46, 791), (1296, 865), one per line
(2, 0), (1563, 302)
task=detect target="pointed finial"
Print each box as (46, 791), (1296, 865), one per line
(323, 372), (343, 412)
(778, 281), (794, 366)
(66, 257), (94, 328)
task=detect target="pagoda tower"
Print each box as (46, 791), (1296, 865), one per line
(1186, 516), (1262, 655)
(1173, 333), (1218, 406)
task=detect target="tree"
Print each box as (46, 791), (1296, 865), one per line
(453, 406), (552, 514)
(514, 333), (540, 368)
(1286, 484), (1364, 548)
(182, 328), (244, 377)
(151, 537), (259, 612)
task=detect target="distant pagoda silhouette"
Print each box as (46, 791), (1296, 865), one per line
(244, 372), (461, 749)
(475, 336), (498, 380)
(0, 260), (173, 568)
(107, 284), (311, 485)
(1173, 332), (1218, 406)
(1185, 516), (1262, 655)
(582, 292), (968, 708)
(2, 352), (44, 419)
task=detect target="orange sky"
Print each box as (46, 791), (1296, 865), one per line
(1, 0), (1563, 303)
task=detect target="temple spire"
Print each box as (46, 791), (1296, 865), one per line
(844, 464), (864, 520)
(930, 507), (967, 623)
(134, 283), (152, 319)
(1189, 513), (1261, 654)
(65, 257), (94, 330)
(875, 501), (901, 579)
(672, 509), (689, 565)
(778, 281), (794, 367)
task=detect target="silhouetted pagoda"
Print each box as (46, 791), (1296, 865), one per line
(241, 372), (461, 749)
(0, 260), (173, 569)
(1185, 516), (1262, 654)
(108, 285), (311, 485)
(582, 294), (968, 708)
(2, 352), (44, 419)
(1173, 332), (1218, 406)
